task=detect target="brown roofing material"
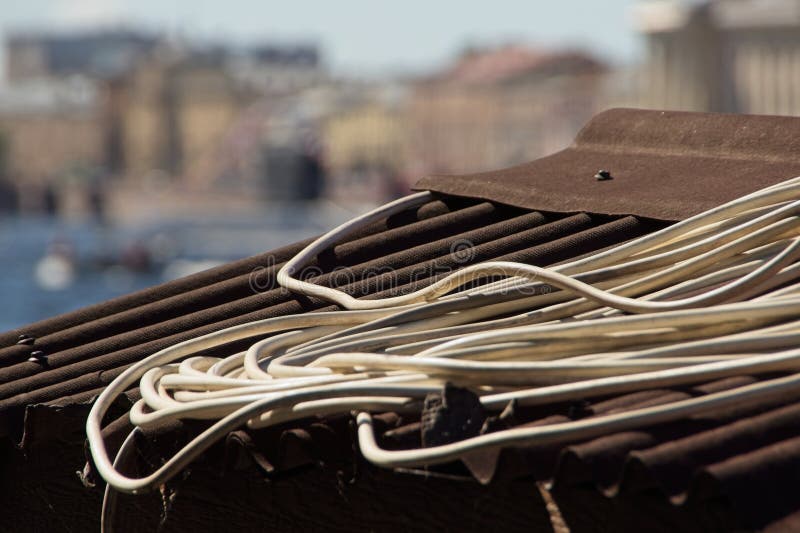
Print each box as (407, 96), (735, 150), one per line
(415, 108), (800, 221)
(433, 45), (604, 85)
(2, 108), (800, 531)
(0, 201), (658, 532)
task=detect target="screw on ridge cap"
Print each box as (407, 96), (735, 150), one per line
(27, 350), (47, 364)
(17, 334), (35, 346)
(595, 170), (613, 181)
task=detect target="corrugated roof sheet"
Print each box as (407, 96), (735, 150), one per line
(0, 198), (665, 532)
(2, 108), (800, 532)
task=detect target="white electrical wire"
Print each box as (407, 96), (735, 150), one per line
(87, 177), (800, 505)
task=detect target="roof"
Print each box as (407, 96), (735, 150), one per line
(2, 108), (800, 531)
(433, 45), (604, 85)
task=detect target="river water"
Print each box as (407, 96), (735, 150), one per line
(0, 203), (358, 331)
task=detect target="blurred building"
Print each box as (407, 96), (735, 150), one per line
(634, 0), (800, 115)
(0, 77), (107, 215)
(407, 45), (606, 175)
(323, 86), (409, 202)
(0, 30), (158, 215)
(0, 31), (625, 213)
(5, 30), (158, 82)
(0, 29), (335, 216)
(111, 42), (329, 190)
(121, 47), (245, 186)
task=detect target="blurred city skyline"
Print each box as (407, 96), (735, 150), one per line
(0, 0), (643, 77)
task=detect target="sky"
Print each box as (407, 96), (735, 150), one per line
(0, 0), (645, 75)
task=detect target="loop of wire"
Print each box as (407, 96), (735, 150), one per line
(88, 177), (800, 503)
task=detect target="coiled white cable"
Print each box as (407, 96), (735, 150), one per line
(87, 177), (800, 503)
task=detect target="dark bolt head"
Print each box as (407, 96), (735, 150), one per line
(27, 350), (46, 364)
(595, 169), (613, 181)
(17, 335), (34, 346)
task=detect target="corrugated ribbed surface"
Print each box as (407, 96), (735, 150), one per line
(0, 198), (651, 415)
(4, 196), (798, 532)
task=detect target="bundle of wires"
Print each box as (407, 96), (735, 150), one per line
(87, 176), (800, 500)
